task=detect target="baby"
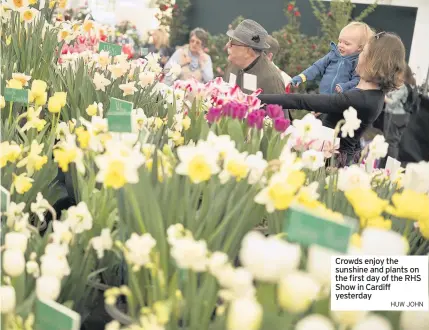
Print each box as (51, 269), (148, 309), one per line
(291, 22), (374, 94)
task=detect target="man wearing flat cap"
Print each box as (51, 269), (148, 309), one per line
(223, 19), (286, 98)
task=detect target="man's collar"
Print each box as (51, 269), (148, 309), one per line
(242, 55), (261, 72)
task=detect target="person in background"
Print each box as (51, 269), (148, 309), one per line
(223, 19), (286, 98)
(164, 28), (213, 85)
(290, 22), (374, 94)
(145, 28), (173, 67)
(264, 35), (292, 87)
(258, 32), (406, 166)
(380, 65), (416, 165)
(398, 93), (429, 165)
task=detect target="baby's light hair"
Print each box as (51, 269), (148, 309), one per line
(341, 21), (375, 47)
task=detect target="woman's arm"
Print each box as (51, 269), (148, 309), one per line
(258, 92), (353, 114)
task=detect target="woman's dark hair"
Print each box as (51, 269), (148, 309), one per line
(359, 32), (406, 93)
(189, 28), (209, 47)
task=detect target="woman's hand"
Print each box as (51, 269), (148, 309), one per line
(198, 49), (208, 66)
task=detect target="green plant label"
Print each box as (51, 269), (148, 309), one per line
(284, 205), (355, 253)
(108, 113), (132, 133)
(4, 88), (29, 103)
(35, 298), (80, 330)
(99, 41), (122, 56)
(1, 186), (10, 214)
(109, 97), (133, 114)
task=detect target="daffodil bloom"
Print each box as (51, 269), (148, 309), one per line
(93, 72), (111, 91)
(0, 141), (22, 167)
(82, 19), (94, 33)
(366, 216), (392, 230)
(16, 140), (47, 175)
(75, 127), (91, 149)
(175, 141), (220, 184)
(53, 135), (85, 173)
(13, 172), (34, 194)
(386, 189), (429, 223)
(255, 171), (306, 213)
(7, 78), (23, 89)
(47, 95), (63, 113)
(21, 106), (47, 132)
(19, 7), (39, 23)
(31, 80), (47, 98)
(219, 151), (249, 184)
(119, 81), (138, 97)
(53, 92), (67, 107)
(12, 72), (31, 86)
(345, 188), (388, 223)
(57, 27), (73, 43)
(108, 63), (128, 79)
(86, 103), (98, 116)
(58, 0), (67, 9)
(7, 0), (29, 11)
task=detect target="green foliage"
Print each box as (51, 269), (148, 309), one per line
(156, 0), (192, 47)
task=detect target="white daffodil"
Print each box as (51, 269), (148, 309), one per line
(206, 132), (237, 159)
(36, 275), (61, 301)
(124, 233), (156, 272)
(57, 26), (74, 44)
(145, 53), (162, 74)
(352, 228), (409, 256)
(1, 141), (22, 167)
(307, 245), (336, 287)
(403, 161), (429, 194)
(337, 165), (371, 192)
(91, 228), (113, 259)
(217, 267), (256, 300)
(0, 286), (16, 314)
(278, 271), (321, 313)
(341, 106), (361, 138)
(166, 223), (193, 246)
(7, 0), (29, 11)
(352, 314), (392, 330)
(5, 232), (28, 253)
(299, 181), (320, 201)
(95, 51), (111, 68)
(302, 149), (325, 171)
(2, 249), (26, 277)
(119, 81), (138, 97)
(19, 6), (39, 23)
(292, 113), (323, 143)
(132, 108), (148, 131)
(165, 61), (181, 78)
(331, 311), (368, 329)
(239, 231), (301, 283)
(368, 135), (388, 160)
(175, 141), (220, 184)
(5, 201), (26, 228)
(108, 62), (128, 80)
(227, 297), (262, 330)
(65, 202), (93, 234)
(26, 255), (40, 278)
(40, 250), (71, 280)
(51, 220), (73, 245)
(170, 237), (208, 272)
(296, 314), (335, 330)
(219, 151), (250, 184)
(30, 193), (51, 222)
(56, 121), (72, 140)
(246, 151), (268, 185)
(12, 72), (31, 86)
(95, 140), (145, 189)
(93, 72), (111, 91)
(138, 71), (156, 88)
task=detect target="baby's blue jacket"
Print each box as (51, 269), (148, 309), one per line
(302, 42), (360, 94)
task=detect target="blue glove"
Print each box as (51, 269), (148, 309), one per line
(291, 75), (303, 86)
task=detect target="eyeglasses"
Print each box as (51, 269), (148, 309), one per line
(228, 37), (247, 47)
(375, 31), (386, 40)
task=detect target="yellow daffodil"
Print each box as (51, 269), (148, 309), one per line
(30, 80), (47, 98)
(349, 233), (361, 248)
(49, 1), (56, 9)
(58, 0), (67, 9)
(86, 103), (98, 117)
(182, 116), (191, 131)
(75, 127), (90, 149)
(47, 95), (62, 113)
(366, 216), (392, 230)
(53, 92), (67, 107)
(386, 189), (429, 223)
(345, 188), (388, 221)
(13, 173), (34, 194)
(7, 78), (23, 89)
(29, 0), (37, 4)
(21, 106), (47, 132)
(417, 219), (429, 239)
(19, 7), (39, 23)
(82, 19), (94, 33)
(219, 152), (249, 183)
(1, 141), (22, 167)
(53, 135), (85, 173)
(16, 140), (48, 176)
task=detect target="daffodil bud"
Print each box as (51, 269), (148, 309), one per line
(5, 232), (28, 253)
(0, 285), (16, 314)
(3, 249), (26, 277)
